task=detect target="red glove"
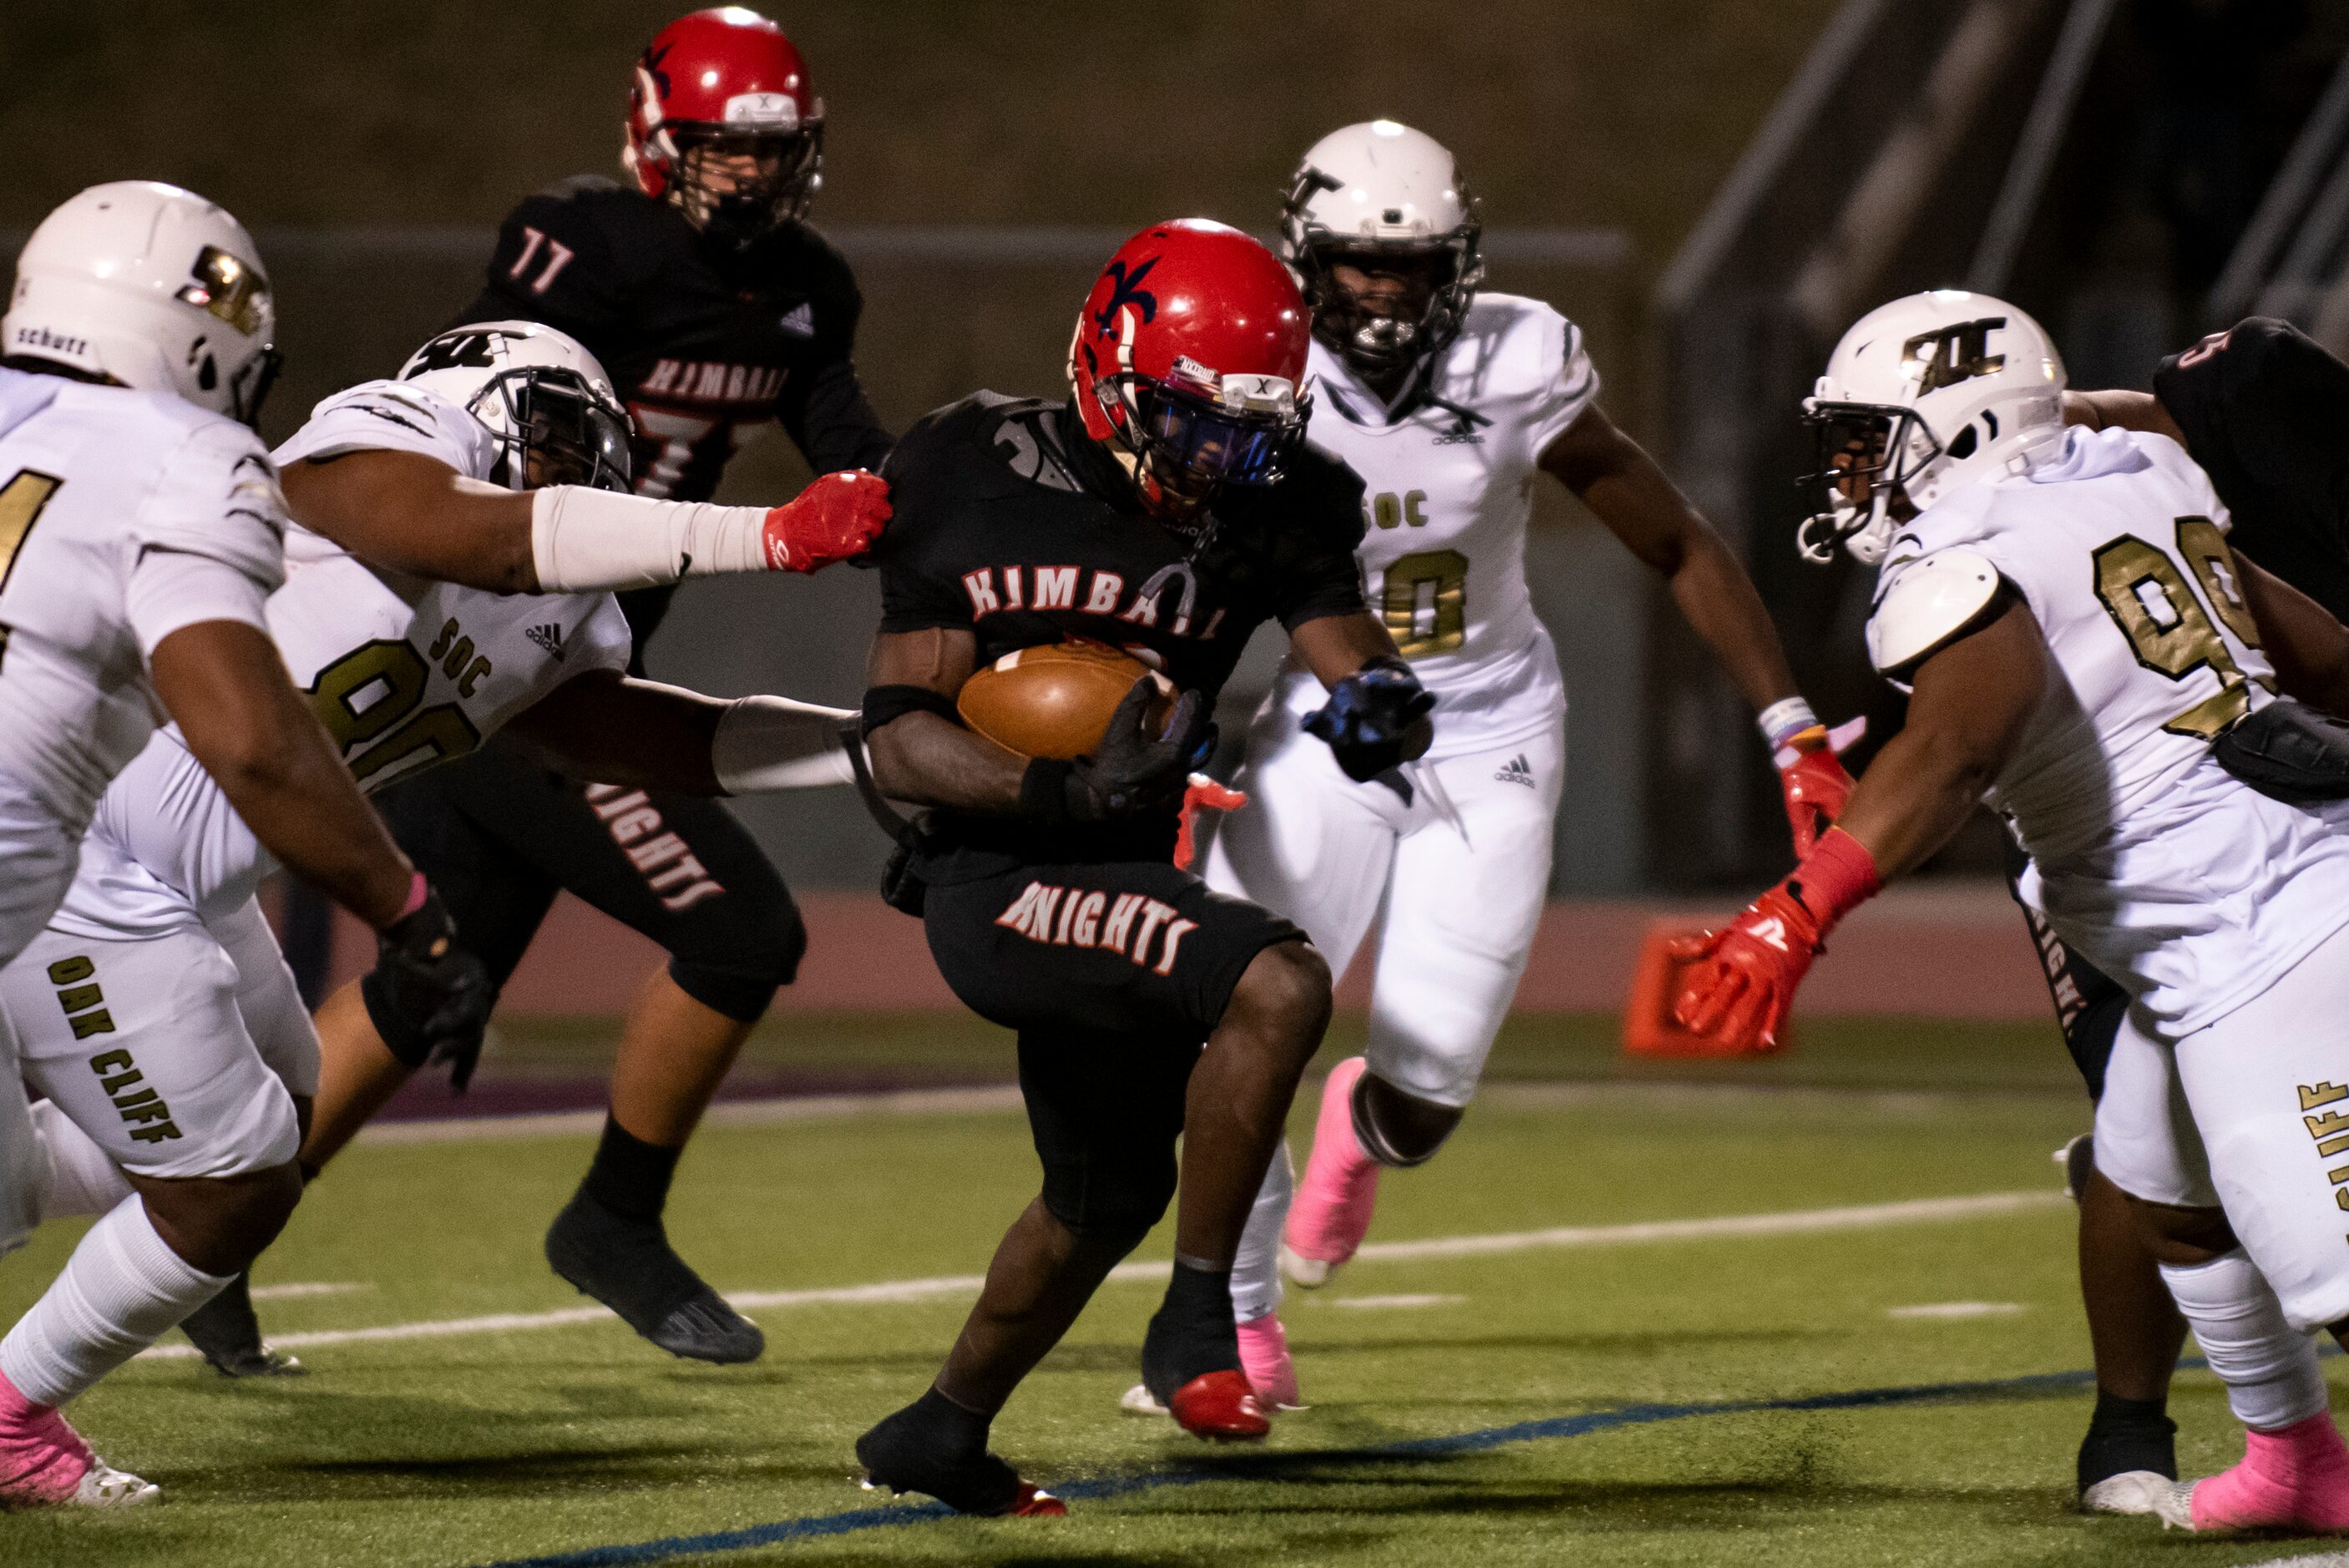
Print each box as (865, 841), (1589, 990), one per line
(1670, 827), (1882, 1052)
(1775, 721), (1860, 857)
(762, 469), (892, 572)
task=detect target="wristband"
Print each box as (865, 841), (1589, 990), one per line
(1757, 696), (1820, 751)
(1786, 827), (1882, 937)
(1020, 757), (1075, 826)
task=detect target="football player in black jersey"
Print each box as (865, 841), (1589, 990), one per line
(1994, 318), (2349, 1511)
(182, 7), (894, 1377)
(849, 220), (1434, 1515)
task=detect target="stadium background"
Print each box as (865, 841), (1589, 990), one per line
(7, 0), (2346, 1018)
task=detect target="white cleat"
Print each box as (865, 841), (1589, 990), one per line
(1279, 1244), (1336, 1290)
(70, 1459), (160, 1508)
(2151, 1477), (2202, 1530)
(2079, 1469), (2169, 1516)
(1119, 1383), (1168, 1417)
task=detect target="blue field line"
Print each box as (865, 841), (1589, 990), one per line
(473, 1363), (2111, 1567)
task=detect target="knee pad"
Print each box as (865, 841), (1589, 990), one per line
(1039, 1147), (1178, 1254)
(667, 891), (806, 1023)
(1351, 1071), (1450, 1168)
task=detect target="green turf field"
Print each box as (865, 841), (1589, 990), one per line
(3, 1017), (2337, 1566)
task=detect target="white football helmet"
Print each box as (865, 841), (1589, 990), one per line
(3, 181), (280, 425)
(396, 321), (633, 493)
(1800, 290), (2067, 565)
(1279, 119), (1484, 377)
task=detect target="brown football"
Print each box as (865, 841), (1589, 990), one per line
(956, 641), (1174, 760)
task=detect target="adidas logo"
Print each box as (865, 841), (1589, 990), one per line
(525, 623), (565, 660)
(778, 302), (815, 337)
(1494, 754), (1534, 787)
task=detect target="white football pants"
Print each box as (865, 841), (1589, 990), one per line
(0, 896), (311, 1208)
(1204, 709), (1564, 1106)
(0, 764), (97, 1260)
(2095, 917), (2349, 1332)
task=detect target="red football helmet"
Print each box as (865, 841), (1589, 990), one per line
(625, 8), (823, 247)
(1068, 219), (1313, 519)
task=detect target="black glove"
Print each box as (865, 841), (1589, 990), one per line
(1024, 677), (1211, 823)
(1304, 655), (1435, 782)
(371, 882), (495, 1090)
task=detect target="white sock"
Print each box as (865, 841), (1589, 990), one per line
(0, 1195), (229, 1408)
(30, 1100), (133, 1222)
(2162, 1247), (2330, 1431)
(1230, 1140), (1292, 1323)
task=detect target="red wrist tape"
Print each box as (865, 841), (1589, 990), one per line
(1788, 827), (1881, 933)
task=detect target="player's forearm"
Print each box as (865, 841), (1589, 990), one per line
(1828, 728), (1996, 881)
(868, 711), (1026, 812)
(781, 357), (895, 475)
(2240, 554), (2349, 716)
(509, 675), (726, 794)
(1663, 529), (1802, 712)
(282, 453), (540, 595)
(150, 622), (415, 929)
(2063, 389), (2185, 445)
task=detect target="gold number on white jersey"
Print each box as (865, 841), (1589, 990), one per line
(2091, 519), (2261, 738)
(306, 639), (484, 787)
(1382, 549), (1467, 660)
(0, 469), (66, 665)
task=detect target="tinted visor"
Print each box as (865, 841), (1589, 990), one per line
(512, 372), (634, 492)
(1137, 382), (1308, 490)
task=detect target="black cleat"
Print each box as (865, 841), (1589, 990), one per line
(544, 1188), (764, 1364)
(856, 1397), (1065, 1516)
(179, 1272), (305, 1378)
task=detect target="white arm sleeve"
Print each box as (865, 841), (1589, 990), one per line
(530, 486), (776, 592)
(711, 696), (859, 793)
(125, 547), (273, 658)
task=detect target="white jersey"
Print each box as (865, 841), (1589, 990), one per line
(49, 378), (632, 939)
(1872, 426), (2349, 1035)
(1266, 293), (1595, 757)
(0, 369), (285, 830)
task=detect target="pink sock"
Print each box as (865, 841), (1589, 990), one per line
(1238, 1313), (1299, 1409)
(1284, 1057), (1380, 1266)
(0, 1368), (92, 1505)
(2195, 1413), (2349, 1531)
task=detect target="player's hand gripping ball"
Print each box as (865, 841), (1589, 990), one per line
(761, 469), (892, 572)
(957, 642), (1175, 760)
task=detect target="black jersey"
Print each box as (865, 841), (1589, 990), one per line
(452, 175), (894, 652)
(2154, 316), (2349, 620)
(876, 392), (1368, 870)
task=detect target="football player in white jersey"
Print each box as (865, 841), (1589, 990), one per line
(1167, 122), (1854, 1409)
(1678, 290), (2349, 1536)
(0, 182), (495, 1509)
(0, 317), (884, 1411)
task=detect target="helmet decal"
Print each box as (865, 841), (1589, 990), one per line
(1094, 257), (1159, 333)
(1903, 317), (2008, 394)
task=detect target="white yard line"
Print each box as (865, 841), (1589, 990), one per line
(247, 1282), (367, 1302)
(134, 1187), (2067, 1362)
(1886, 1301), (2025, 1320)
(1325, 1294), (1466, 1310)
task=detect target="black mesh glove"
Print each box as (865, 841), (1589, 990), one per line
(1304, 655), (1435, 782)
(1024, 678), (1211, 823)
(370, 883), (495, 1091)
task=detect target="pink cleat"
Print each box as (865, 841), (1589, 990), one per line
(1283, 1057), (1380, 1288)
(1238, 1312), (1301, 1409)
(2157, 1413), (2349, 1534)
(0, 1368), (156, 1510)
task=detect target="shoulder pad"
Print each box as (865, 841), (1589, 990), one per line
(1866, 548), (2005, 677)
